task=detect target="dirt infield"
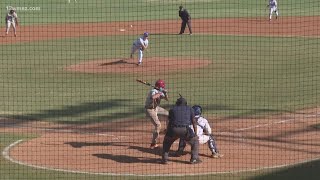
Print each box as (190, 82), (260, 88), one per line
(65, 57), (211, 74)
(1, 16), (320, 176)
(1, 16), (320, 45)
(1, 108), (320, 175)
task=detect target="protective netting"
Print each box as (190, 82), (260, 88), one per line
(0, 0), (319, 179)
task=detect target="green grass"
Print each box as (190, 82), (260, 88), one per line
(0, 0), (319, 179)
(249, 160), (320, 180)
(1, 35), (319, 122)
(1, 0), (320, 25)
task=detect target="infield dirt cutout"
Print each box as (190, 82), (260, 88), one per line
(1, 108), (320, 176)
(65, 57), (211, 74)
(1, 17), (320, 176)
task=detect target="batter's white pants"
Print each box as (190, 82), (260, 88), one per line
(145, 106), (169, 144)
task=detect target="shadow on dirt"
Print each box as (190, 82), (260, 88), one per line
(93, 153), (160, 164)
(98, 59), (137, 66)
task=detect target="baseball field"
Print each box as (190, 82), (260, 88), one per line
(1, 0), (320, 179)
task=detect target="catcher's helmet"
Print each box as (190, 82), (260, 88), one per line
(192, 105), (202, 116)
(155, 79), (165, 89)
(9, 9), (15, 14)
(143, 32), (149, 37)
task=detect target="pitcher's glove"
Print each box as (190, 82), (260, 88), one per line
(140, 46), (146, 51)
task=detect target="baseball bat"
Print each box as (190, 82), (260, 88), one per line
(136, 79), (168, 93)
(136, 79), (169, 93)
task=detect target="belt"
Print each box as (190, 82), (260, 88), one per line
(145, 106), (156, 110)
(171, 125), (188, 128)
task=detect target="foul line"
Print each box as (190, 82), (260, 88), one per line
(2, 139), (320, 177)
(234, 119), (295, 132)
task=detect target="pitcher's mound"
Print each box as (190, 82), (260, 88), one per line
(65, 57), (211, 74)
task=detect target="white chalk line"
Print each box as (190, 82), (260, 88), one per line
(1, 114), (319, 177)
(3, 139), (320, 177)
(234, 119), (295, 132)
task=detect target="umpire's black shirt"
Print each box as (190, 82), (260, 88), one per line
(169, 105), (194, 127)
(179, 9), (191, 22)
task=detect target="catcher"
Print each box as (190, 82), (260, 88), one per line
(130, 32), (149, 66)
(175, 105), (224, 158)
(5, 9), (19, 37)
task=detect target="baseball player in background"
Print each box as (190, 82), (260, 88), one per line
(175, 105), (223, 158)
(144, 79), (169, 149)
(130, 32), (149, 66)
(5, 9), (18, 37)
(267, 0), (279, 21)
(178, 6), (192, 35)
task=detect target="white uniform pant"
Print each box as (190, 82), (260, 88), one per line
(198, 134), (210, 144)
(131, 45), (143, 63)
(6, 21), (16, 34)
(269, 7), (279, 20)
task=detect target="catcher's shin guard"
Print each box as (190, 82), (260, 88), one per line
(207, 134), (218, 154)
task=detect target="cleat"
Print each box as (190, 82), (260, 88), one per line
(137, 62), (142, 66)
(190, 158), (202, 164)
(211, 153), (224, 158)
(172, 150), (185, 157)
(150, 143), (158, 149)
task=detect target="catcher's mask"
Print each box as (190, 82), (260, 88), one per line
(143, 32), (149, 37)
(155, 79), (165, 89)
(192, 105), (202, 117)
(9, 9), (15, 14)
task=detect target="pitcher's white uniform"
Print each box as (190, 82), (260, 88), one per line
(130, 32), (149, 65)
(5, 10), (18, 36)
(268, 0), (279, 20)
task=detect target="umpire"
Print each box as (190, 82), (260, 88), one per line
(161, 96), (201, 164)
(178, 6), (193, 35)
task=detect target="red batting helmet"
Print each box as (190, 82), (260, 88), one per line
(155, 79), (165, 89)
